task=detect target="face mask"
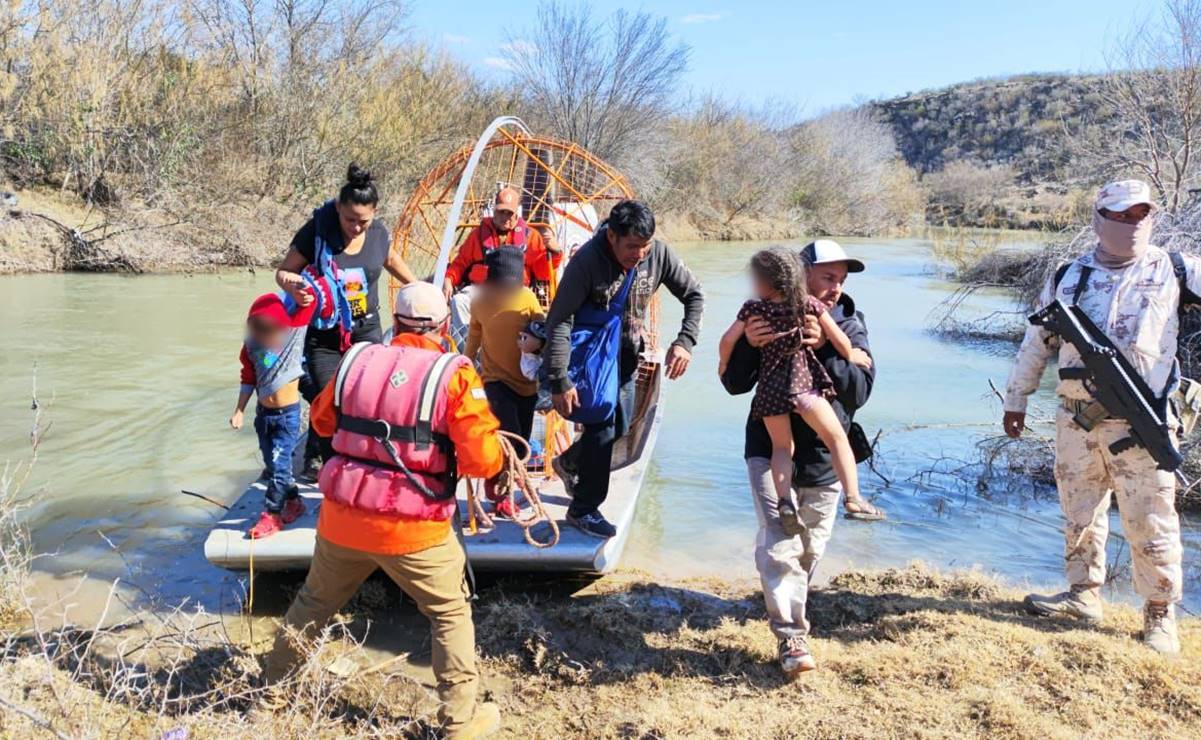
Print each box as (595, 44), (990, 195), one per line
(1092, 210), (1153, 269)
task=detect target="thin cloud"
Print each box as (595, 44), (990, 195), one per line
(681, 12), (725, 24)
(499, 40), (536, 56)
(441, 33), (471, 45)
(483, 40), (535, 72)
(483, 56), (514, 70)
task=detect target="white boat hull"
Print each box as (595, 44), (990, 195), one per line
(204, 364), (664, 574)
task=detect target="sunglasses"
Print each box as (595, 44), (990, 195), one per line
(1099, 206), (1151, 224)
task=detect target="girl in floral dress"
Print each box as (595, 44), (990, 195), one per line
(717, 247), (873, 535)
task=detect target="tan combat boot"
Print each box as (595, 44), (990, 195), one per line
(1023, 585), (1103, 625)
(1143, 602), (1181, 656)
(446, 702), (501, 740)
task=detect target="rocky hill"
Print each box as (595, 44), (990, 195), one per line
(870, 73), (1118, 228)
(872, 73), (1113, 181)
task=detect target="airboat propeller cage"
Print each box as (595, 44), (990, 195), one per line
(390, 115), (637, 301)
(434, 116), (531, 287)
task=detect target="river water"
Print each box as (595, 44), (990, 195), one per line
(2, 237), (1199, 614)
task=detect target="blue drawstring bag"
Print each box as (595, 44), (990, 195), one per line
(294, 200), (355, 349)
(566, 268), (635, 425)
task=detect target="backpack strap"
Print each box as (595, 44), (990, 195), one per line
(1071, 265), (1093, 307)
(609, 267), (637, 316)
(1052, 262), (1072, 291)
(1169, 251), (1201, 309)
(1051, 261), (1092, 305)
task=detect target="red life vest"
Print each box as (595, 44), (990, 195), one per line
(318, 342), (469, 521)
(466, 216), (530, 284)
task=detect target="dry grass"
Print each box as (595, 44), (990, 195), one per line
(928, 225), (1010, 279)
(475, 566), (1201, 739)
(2, 553), (1200, 739)
(0, 187), (308, 274)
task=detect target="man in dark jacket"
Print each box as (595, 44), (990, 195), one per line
(545, 200), (704, 538)
(720, 239), (879, 678)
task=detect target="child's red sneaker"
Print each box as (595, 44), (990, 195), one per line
(248, 512), (284, 539)
(280, 497), (306, 524)
(493, 496), (518, 519)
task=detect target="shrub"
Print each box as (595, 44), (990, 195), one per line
(790, 108), (925, 235)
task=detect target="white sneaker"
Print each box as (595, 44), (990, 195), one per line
(1143, 602), (1181, 655)
(1023, 586), (1103, 625)
(778, 636), (816, 678)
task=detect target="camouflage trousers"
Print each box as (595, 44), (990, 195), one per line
(1053, 408), (1183, 603)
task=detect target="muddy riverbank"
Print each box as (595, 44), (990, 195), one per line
(2, 564), (1198, 738)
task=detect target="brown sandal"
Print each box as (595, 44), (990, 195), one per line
(844, 497), (886, 521)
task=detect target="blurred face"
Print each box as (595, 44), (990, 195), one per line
(483, 279), (521, 299)
(492, 189), (522, 233)
(606, 230), (653, 270)
(806, 261), (850, 308)
(750, 270), (776, 301)
(247, 317), (286, 348)
(492, 206), (519, 233)
(1099, 203), (1152, 224)
(336, 200), (376, 240)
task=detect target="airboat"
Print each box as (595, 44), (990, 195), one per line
(205, 117), (665, 573)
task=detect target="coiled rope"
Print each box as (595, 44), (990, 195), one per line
(467, 430), (559, 548)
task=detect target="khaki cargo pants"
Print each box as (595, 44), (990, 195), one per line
(264, 533), (478, 731)
(1054, 409), (1183, 603)
(746, 457), (842, 639)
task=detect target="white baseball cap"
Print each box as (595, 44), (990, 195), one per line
(800, 239), (865, 273)
(393, 282), (449, 327)
(1095, 180), (1155, 212)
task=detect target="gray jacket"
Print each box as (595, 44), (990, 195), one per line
(545, 228), (704, 394)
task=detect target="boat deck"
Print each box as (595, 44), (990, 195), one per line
(204, 365), (663, 574)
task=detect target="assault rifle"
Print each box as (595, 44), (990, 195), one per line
(1029, 299), (1183, 472)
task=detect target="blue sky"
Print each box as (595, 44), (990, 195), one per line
(410, 0), (1152, 113)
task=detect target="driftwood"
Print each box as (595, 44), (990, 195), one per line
(23, 211), (143, 273)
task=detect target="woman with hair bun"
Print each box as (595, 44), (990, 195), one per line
(276, 163), (417, 478)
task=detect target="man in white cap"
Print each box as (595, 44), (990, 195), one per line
(1004, 179), (1201, 655)
(265, 281), (505, 738)
(721, 239), (881, 677)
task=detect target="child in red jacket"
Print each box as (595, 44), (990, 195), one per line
(231, 286), (322, 539)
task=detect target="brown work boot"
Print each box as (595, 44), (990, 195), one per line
(1143, 601), (1181, 656)
(1023, 585), (1103, 625)
(445, 702), (500, 739)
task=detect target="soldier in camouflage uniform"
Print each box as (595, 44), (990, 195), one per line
(1003, 179), (1200, 655)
